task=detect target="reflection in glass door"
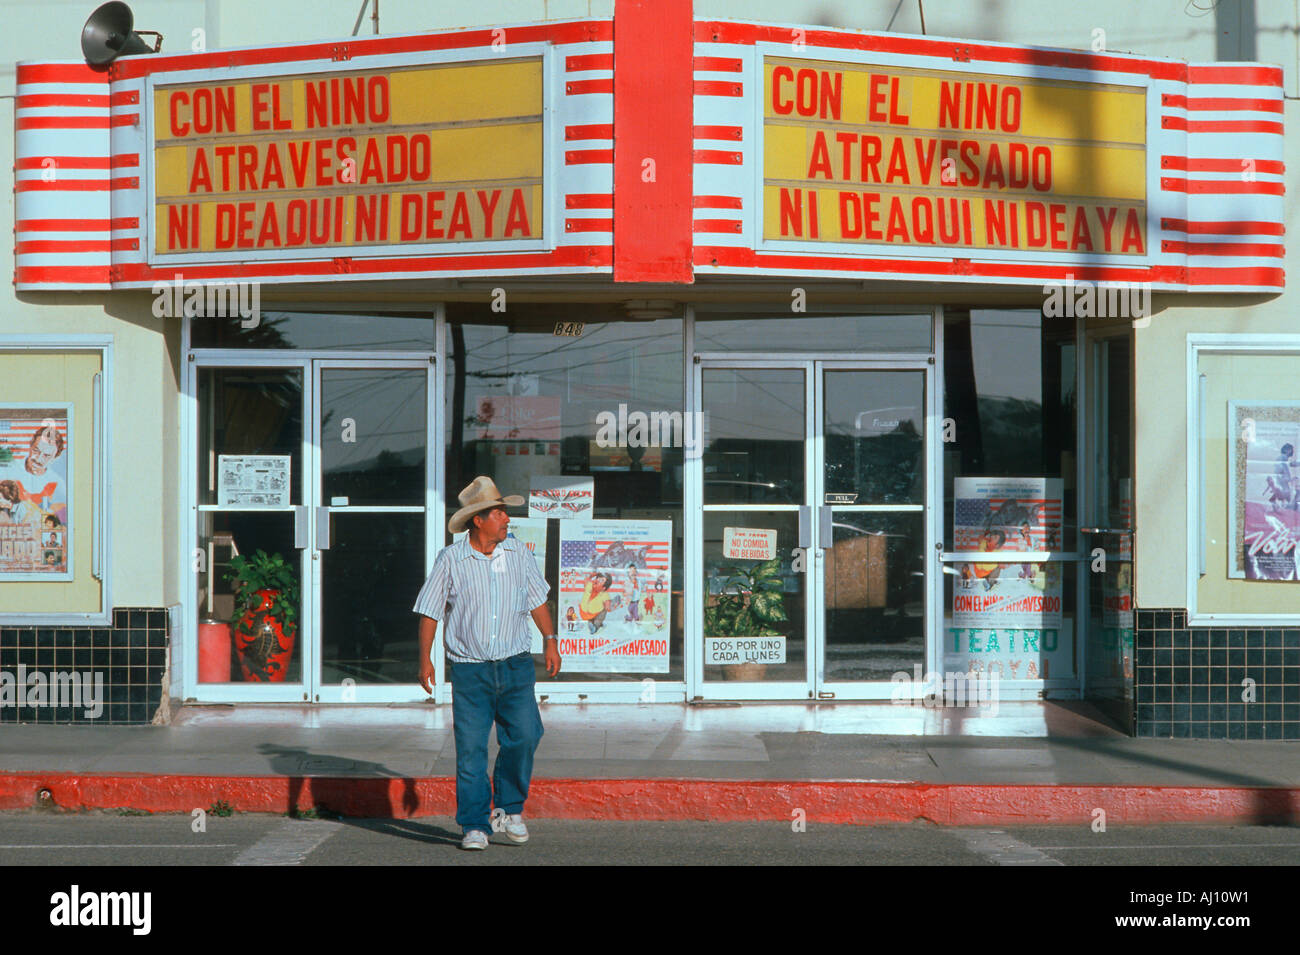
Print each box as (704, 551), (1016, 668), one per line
(818, 369), (929, 693)
(1084, 334), (1133, 723)
(194, 362), (310, 699)
(191, 356), (435, 702)
(695, 360), (934, 699)
(314, 361), (432, 701)
(699, 366), (811, 698)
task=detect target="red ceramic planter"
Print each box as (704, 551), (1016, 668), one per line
(234, 589), (297, 682)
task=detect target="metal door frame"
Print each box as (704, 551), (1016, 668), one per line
(692, 358), (815, 700)
(689, 357), (939, 701)
(182, 344), (439, 703)
(814, 358), (940, 700)
(310, 357), (438, 703)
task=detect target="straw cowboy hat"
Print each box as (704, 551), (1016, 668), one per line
(448, 476), (524, 534)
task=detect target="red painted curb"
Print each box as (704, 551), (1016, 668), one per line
(1, 774), (1297, 825)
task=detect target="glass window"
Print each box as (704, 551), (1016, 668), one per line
(0, 349), (105, 616)
(702, 367), (804, 505)
(191, 311), (435, 350)
(824, 369), (924, 505)
(943, 310), (1077, 550)
(197, 368), (303, 508)
(1085, 335), (1133, 716)
(942, 309), (1079, 681)
(695, 311), (932, 353)
(195, 367), (305, 684)
(1195, 351), (1300, 616)
(446, 314), (685, 683)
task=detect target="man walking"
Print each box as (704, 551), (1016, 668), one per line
(415, 476), (561, 850)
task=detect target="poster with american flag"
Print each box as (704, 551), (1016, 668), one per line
(558, 520), (672, 672)
(949, 477), (1068, 680)
(953, 477), (1063, 553)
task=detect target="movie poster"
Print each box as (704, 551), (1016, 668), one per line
(1229, 401), (1300, 580)
(0, 405), (72, 579)
(454, 517), (548, 652)
(948, 477), (1067, 679)
(557, 520), (672, 672)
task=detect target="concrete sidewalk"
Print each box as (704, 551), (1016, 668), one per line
(1, 702), (1297, 825)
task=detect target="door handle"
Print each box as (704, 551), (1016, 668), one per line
(294, 505), (309, 548)
(315, 506), (331, 550)
(798, 505), (812, 550)
(819, 505), (833, 549)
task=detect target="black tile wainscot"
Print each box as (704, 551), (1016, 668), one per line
(1134, 609), (1300, 740)
(0, 608), (169, 724)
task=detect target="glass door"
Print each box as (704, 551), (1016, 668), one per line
(698, 364), (812, 699)
(312, 360), (435, 702)
(193, 358), (313, 701)
(816, 365), (933, 699)
(1083, 333), (1133, 720)
(695, 360), (934, 700)
(190, 355), (436, 702)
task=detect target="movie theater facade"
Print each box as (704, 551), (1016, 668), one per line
(4, 8), (1296, 738)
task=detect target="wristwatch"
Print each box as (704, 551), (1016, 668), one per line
(543, 634), (558, 643)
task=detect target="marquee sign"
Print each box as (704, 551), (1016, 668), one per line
(762, 58), (1147, 256)
(11, 17), (1284, 291)
(151, 58), (544, 259)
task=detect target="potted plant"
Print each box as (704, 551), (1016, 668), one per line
(225, 550), (299, 682)
(703, 557), (789, 681)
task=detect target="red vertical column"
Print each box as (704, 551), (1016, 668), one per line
(613, 0), (694, 283)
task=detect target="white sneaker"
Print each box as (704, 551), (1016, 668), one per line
(460, 829), (489, 851)
(491, 807), (529, 844)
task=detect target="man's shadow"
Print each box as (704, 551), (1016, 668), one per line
(256, 743), (462, 846)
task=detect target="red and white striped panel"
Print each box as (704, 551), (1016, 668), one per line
(1157, 64), (1285, 290)
(14, 63), (115, 290)
(692, 45), (747, 245)
(562, 48), (614, 238)
(691, 22), (1285, 293)
(14, 21), (615, 291)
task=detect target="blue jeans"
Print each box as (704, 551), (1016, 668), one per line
(448, 652), (544, 835)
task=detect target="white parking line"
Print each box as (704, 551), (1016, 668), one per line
(1036, 843), (1300, 850)
(231, 820), (343, 866)
(0, 844), (235, 849)
(950, 829), (1065, 866)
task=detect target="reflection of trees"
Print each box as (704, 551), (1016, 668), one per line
(450, 324), (466, 491)
(196, 313), (294, 349)
(825, 420), (922, 503)
(325, 448), (420, 502)
(974, 396), (1044, 474)
(324, 515), (422, 680)
(945, 312), (1073, 477)
(947, 315), (985, 473)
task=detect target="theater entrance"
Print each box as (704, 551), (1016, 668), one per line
(692, 359), (938, 700)
(185, 336), (438, 703)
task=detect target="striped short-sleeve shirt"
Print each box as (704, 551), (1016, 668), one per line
(412, 535), (550, 663)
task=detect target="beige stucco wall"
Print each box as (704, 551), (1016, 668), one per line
(1131, 84), (1298, 610)
(0, 85), (181, 613)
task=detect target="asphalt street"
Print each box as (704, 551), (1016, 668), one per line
(0, 811), (1297, 866)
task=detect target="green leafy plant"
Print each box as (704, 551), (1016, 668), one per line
(225, 550), (299, 634)
(209, 800), (234, 817)
(703, 557), (789, 637)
